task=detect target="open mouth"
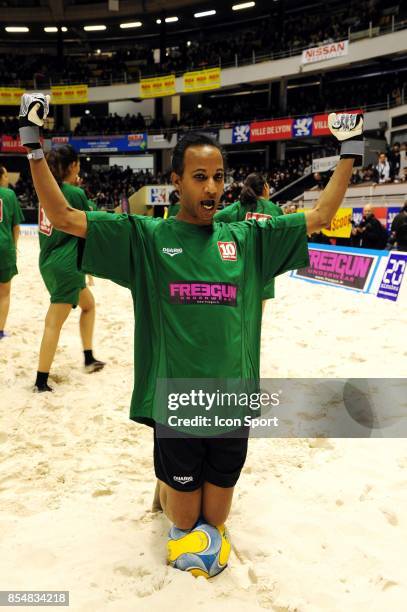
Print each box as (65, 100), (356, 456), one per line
(200, 199), (216, 212)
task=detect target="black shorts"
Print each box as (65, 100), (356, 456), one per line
(153, 424), (249, 492)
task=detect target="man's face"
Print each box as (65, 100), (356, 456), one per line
(379, 153), (386, 163)
(363, 205), (374, 219)
(172, 145), (224, 225)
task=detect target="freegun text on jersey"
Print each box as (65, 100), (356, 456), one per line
(169, 282), (238, 306)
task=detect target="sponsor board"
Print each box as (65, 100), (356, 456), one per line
(51, 84), (88, 104)
(232, 124), (251, 144)
(1, 135), (44, 154)
(322, 208), (353, 238)
(54, 134), (147, 153)
(183, 68), (221, 93)
(0, 87), (25, 106)
(377, 253), (407, 302)
(292, 245), (380, 292)
(140, 74), (176, 98)
(292, 116), (313, 137)
(250, 118), (293, 142)
(302, 40), (349, 64)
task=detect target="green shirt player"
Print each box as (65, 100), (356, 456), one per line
(35, 144), (105, 392)
(214, 172), (284, 308)
(0, 166), (24, 339)
(19, 92), (364, 554)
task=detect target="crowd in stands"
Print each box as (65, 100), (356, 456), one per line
(12, 141), (407, 211)
(0, 0), (404, 88)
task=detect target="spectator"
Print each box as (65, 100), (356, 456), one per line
(390, 202), (407, 251)
(389, 142), (401, 181)
(374, 152), (391, 184)
(351, 204), (388, 249)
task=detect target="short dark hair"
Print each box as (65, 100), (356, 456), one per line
(46, 144), (78, 186)
(171, 132), (227, 176)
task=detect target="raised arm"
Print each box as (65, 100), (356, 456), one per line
(304, 113), (364, 235)
(19, 93), (87, 238)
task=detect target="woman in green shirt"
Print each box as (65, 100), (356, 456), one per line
(214, 173), (284, 311)
(0, 166), (24, 338)
(35, 145), (104, 392)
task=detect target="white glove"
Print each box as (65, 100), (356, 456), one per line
(328, 112), (364, 165)
(19, 92), (50, 149)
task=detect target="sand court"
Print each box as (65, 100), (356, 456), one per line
(0, 234), (406, 611)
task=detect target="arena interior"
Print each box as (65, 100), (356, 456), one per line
(0, 1), (406, 610)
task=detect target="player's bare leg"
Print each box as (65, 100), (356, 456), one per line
(78, 287), (105, 373)
(152, 480), (163, 512)
(38, 303), (72, 373)
(201, 482), (234, 526)
(157, 479), (233, 528)
(158, 480), (202, 530)
(0, 281), (11, 336)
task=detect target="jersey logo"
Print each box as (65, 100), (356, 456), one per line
(0, 199), (3, 223)
(39, 206), (53, 236)
(217, 241), (237, 261)
(162, 247), (183, 257)
(169, 282), (238, 306)
(173, 476), (194, 485)
(245, 212), (271, 222)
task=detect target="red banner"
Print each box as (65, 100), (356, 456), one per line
(250, 118), (293, 142)
(1, 135), (44, 153)
(312, 114), (330, 136)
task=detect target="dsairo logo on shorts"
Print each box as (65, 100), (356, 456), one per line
(173, 475), (194, 485)
(162, 247), (183, 257)
(218, 241), (237, 261)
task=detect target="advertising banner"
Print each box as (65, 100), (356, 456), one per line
(301, 40), (348, 64)
(232, 124), (251, 144)
(312, 113), (330, 136)
(51, 84), (88, 105)
(0, 87), (25, 105)
(1, 135), (44, 153)
(386, 206), (401, 232)
(56, 134), (147, 153)
(140, 75), (176, 98)
(292, 116), (313, 137)
(377, 253), (407, 302)
(292, 245), (380, 292)
(322, 208), (353, 238)
(312, 156), (340, 172)
(250, 118), (293, 142)
(183, 68), (221, 93)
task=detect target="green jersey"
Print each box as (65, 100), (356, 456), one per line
(0, 187), (24, 283)
(39, 183), (93, 305)
(214, 198), (284, 299)
(80, 212), (309, 426)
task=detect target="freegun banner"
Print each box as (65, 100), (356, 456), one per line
(51, 84), (88, 104)
(183, 67), (221, 93)
(290, 244), (407, 300)
(140, 75), (176, 98)
(0, 87), (25, 105)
